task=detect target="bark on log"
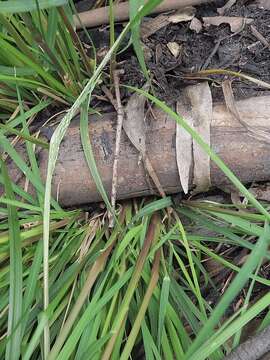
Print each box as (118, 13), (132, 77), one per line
(33, 95), (270, 207)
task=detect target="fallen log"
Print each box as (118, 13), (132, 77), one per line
(33, 95), (270, 207)
(74, 0), (215, 29)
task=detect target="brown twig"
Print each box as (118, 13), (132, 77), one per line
(102, 85), (117, 110)
(109, 70), (124, 227)
(201, 39), (222, 70)
(143, 156), (166, 198)
(74, 0), (216, 29)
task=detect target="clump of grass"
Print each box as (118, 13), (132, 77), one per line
(1, 1), (270, 359)
(0, 0), (94, 118)
(2, 190), (270, 359)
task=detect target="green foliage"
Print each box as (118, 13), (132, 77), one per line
(0, 1), (93, 117)
(1, 0), (270, 359)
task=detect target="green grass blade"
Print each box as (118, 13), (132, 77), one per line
(0, 197), (41, 212)
(142, 320), (162, 360)
(80, 97), (113, 214)
(53, 269), (133, 360)
(177, 219), (207, 318)
(0, 133), (59, 209)
(46, 7), (58, 48)
(232, 264), (261, 349)
(0, 175), (37, 204)
(192, 290), (270, 360)
(131, 197), (172, 224)
(129, 0), (150, 82)
(1, 159), (23, 360)
(0, 65), (36, 76)
(0, 0), (67, 13)
(0, 35), (73, 98)
(16, 83), (44, 206)
(186, 222), (270, 359)
(7, 100), (51, 127)
(21, 241), (43, 333)
(157, 275), (170, 350)
(0, 123), (49, 149)
(120, 250), (161, 360)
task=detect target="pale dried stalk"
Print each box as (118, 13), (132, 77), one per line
(109, 71), (124, 227)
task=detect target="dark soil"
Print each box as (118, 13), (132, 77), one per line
(79, 0), (270, 106)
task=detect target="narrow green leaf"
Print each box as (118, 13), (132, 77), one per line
(0, 0), (67, 13)
(53, 269), (133, 360)
(0, 123), (49, 149)
(157, 276), (170, 350)
(80, 97), (113, 214)
(129, 0), (150, 81)
(0, 65), (36, 76)
(192, 290), (270, 360)
(46, 8), (58, 48)
(1, 159), (22, 360)
(186, 222), (270, 359)
(21, 241), (43, 333)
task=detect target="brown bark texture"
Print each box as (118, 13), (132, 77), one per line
(30, 95), (270, 207)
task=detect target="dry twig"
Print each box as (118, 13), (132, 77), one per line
(250, 25), (270, 50)
(109, 70), (124, 227)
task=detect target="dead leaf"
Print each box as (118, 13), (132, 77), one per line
(124, 86), (148, 156)
(217, 0), (237, 15)
(187, 83), (212, 193)
(124, 85), (166, 197)
(141, 7), (195, 39)
(141, 14), (170, 39)
(168, 6), (195, 23)
(167, 42), (181, 58)
(176, 98), (193, 194)
(255, 0), (270, 9)
(189, 17), (202, 33)
(203, 16), (253, 33)
(176, 82), (212, 194)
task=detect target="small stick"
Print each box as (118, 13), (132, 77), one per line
(201, 38), (222, 70)
(109, 70), (124, 227)
(250, 25), (270, 50)
(74, 0), (215, 29)
(143, 156), (166, 198)
(102, 85), (117, 110)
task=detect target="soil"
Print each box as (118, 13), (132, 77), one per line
(78, 0), (270, 107)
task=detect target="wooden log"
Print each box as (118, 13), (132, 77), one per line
(34, 95), (270, 207)
(74, 0), (214, 29)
